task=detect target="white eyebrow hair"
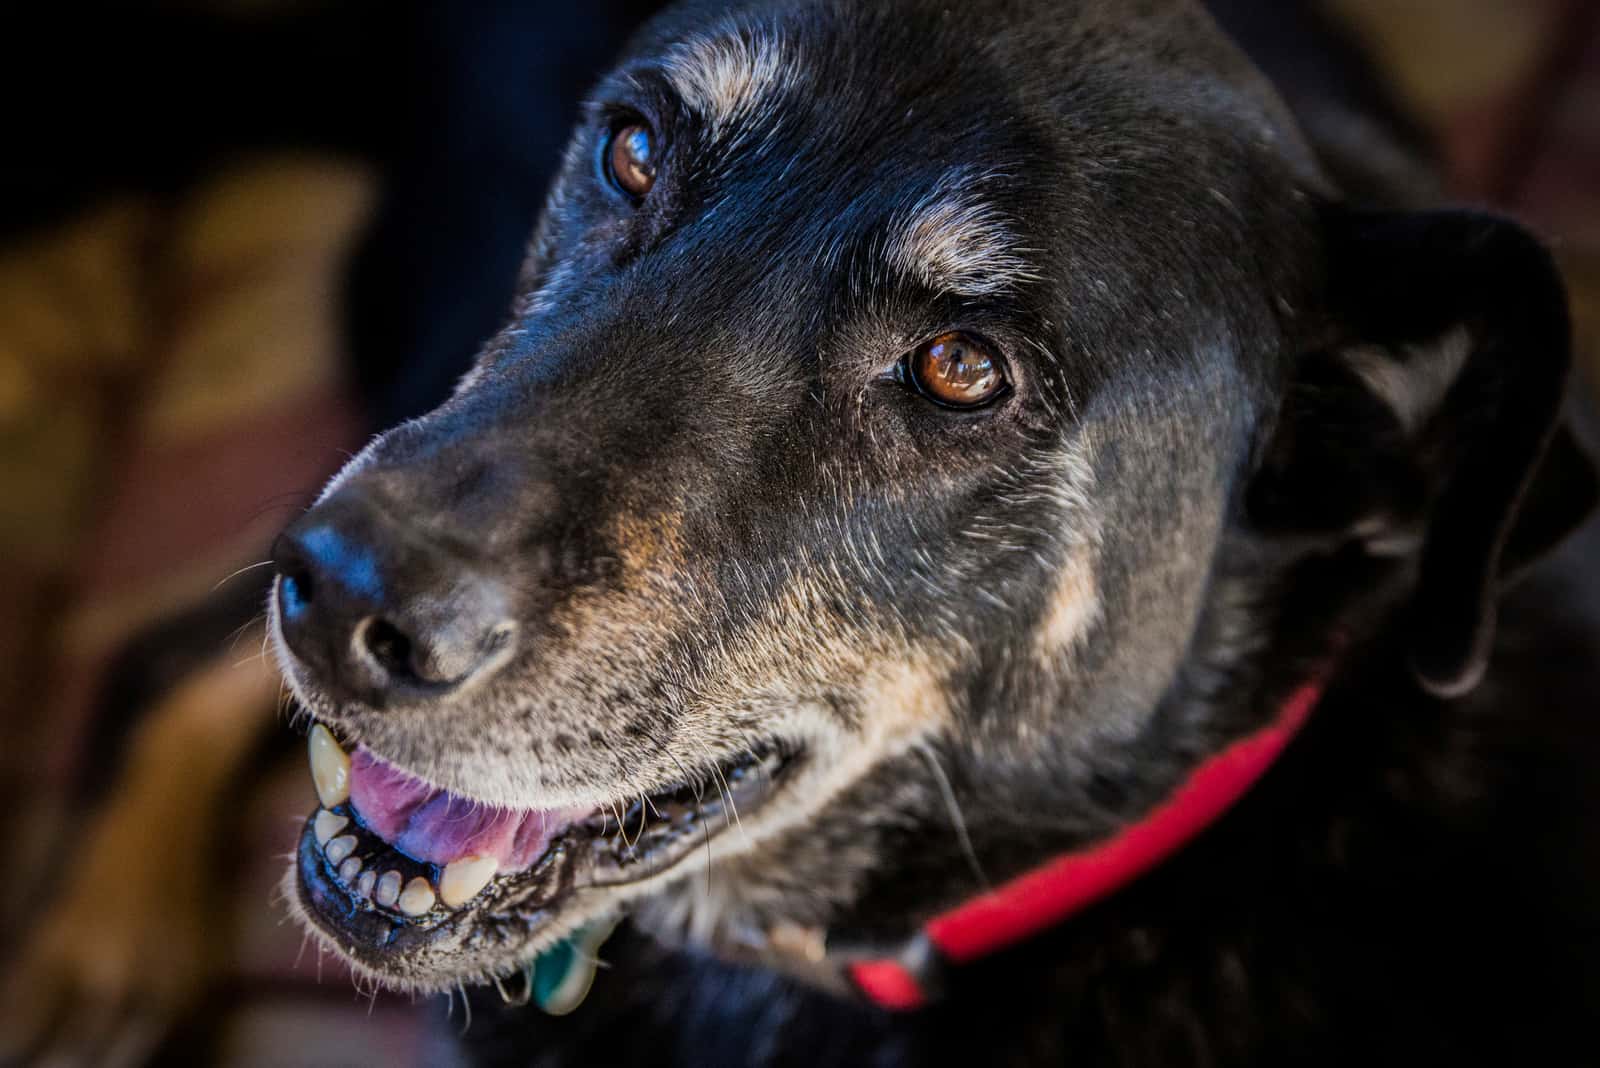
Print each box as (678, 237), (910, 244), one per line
(661, 23), (798, 140)
(886, 169), (1042, 299)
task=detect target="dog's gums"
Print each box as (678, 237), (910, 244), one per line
(296, 724), (794, 970)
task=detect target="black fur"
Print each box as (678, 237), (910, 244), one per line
(464, 544), (1600, 1068)
(259, 1), (1600, 1064)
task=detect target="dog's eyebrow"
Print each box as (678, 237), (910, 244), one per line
(886, 171), (1042, 299)
(662, 25), (796, 139)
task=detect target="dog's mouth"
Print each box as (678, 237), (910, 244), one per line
(293, 724), (795, 975)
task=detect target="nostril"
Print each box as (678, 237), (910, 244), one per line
(362, 618), (416, 680)
(278, 565), (316, 617)
(271, 531), (319, 619)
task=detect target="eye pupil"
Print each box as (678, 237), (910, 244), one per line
(909, 332), (1006, 408)
(608, 122), (657, 198)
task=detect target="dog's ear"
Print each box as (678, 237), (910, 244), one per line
(1248, 207), (1597, 697)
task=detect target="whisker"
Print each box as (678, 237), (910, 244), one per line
(211, 559), (275, 593)
(709, 759), (747, 843)
(916, 742), (987, 888)
(456, 979), (473, 1035)
(243, 489), (321, 525)
(735, 727), (768, 787)
(634, 719), (699, 801)
(222, 611), (267, 655)
(700, 800), (714, 897)
(494, 966), (534, 1007)
(610, 799), (631, 846)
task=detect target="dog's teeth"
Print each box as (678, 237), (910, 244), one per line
(308, 725), (351, 807)
(325, 835), (358, 864)
(356, 870), (376, 898)
(398, 877), (436, 916)
(375, 870), (402, 907)
(313, 809), (348, 845)
(439, 855), (497, 908)
(338, 856), (363, 882)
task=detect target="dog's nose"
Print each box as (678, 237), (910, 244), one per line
(272, 491), (517, 705)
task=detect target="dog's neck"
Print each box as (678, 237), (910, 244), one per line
(807, 528), (1373, 1006)
(843, 667), (1329, 1008)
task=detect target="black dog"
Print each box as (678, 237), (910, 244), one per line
(269, 1), (1600, 1064)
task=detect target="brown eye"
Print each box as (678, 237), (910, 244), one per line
(607, 122), (657, 199)
(906, 332), (1008, 409)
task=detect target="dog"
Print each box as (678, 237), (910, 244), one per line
(262, 0), (1600, 1064)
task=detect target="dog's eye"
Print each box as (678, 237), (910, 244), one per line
(904, 332), (1008, 409)
(606, 122), (658, 199)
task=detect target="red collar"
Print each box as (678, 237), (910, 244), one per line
(847, 677), (1326, 1010)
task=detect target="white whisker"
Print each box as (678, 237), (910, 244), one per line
(211, 559), (275, 593)
(917, 742), (987, 889)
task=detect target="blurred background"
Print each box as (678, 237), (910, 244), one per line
(0, 1), (1595, 1064)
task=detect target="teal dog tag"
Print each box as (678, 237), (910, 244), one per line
(532, 916), (620, 1015)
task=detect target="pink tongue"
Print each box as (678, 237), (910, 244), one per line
(348, 747), (589, 871)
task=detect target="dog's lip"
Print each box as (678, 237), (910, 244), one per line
(294, 729), (796, 967)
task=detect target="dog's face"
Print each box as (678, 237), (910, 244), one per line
(273, 0), (1578, 993)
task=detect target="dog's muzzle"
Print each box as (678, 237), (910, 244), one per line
(272, 488), (519, 709)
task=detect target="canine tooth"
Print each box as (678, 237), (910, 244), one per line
(356, 870), (376, 898)
(313, 809), (348, 845)
(338, 856), (363, 882)
(375, 870), (402, 907)
(325, 834), (357, 864)
(308, 724), (351, 807)
(398, 877), (436, 916)
(439, 855), (497, 908)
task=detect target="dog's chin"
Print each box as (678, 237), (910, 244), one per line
(282, 711), (808, 994)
